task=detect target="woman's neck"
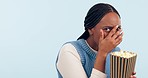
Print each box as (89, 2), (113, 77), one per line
(86, 37), (98, 51)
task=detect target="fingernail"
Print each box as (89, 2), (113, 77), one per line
(120, 31), (123, 34)
(116, 25), (119, 27)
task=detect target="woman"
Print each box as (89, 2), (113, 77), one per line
(56, 3), (136, 78)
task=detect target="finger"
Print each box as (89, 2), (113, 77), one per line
(130, 72), (136, 78)
(107, 25), (118, 37)
(112, 29), (122, 39)
(132, 72), (136, 75)
(115, 31), (123, 40)
(130, 75), (136, 78)
(115, 32), (123, 45)
(133, 76), (136, 78)
(99, 29), (104, 41)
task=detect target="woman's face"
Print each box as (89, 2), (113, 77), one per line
(89, 12), (121, 47)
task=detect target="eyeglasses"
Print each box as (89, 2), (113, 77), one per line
(102, 25), (121, 32)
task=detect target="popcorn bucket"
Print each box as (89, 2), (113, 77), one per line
(110, 51), (137, 78)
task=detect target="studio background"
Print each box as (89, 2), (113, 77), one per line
(0, 0), (147, 78)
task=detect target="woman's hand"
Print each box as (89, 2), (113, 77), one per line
(98, 25), (123, 56)
(94, 25), (123, 72)
(130, 72), (136, 78)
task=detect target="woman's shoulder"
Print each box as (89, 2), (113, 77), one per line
(59, 42), (81, 60)
(60, 43), (76, 52)
(60, 40), (81, 52)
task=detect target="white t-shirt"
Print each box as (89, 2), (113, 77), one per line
(56, 41), (107, 78)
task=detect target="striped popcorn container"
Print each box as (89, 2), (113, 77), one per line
(110, 51), (137, 78)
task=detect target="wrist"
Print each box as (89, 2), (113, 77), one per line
(98, 50), (108, 58)
(94, 50), (108, 72)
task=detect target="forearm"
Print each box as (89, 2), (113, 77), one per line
(94, 51), (107, 73)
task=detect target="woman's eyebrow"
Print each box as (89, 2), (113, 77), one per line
(102, 26), (114, 28)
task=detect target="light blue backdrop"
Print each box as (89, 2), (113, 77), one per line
(0, 0), (147, 78)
